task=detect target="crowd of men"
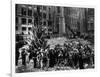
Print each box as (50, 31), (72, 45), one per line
(16, 37), (94, 71)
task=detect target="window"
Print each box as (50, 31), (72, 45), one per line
(56, 17), (59, 24)
(33, 12), (37, 17)
(15, 4), (18, 16)
(16, 17), (18, 24)
(90, 23), (94, 30)
(56, 24), (59, 33)
(39, 21), (42, 25)
(16, 26), (18, 30)
(28, 27), (32, 31)
(28, 9), (32, 16)
(57, 7), (60, 13)
(43, 6), (46, 10)
(28, 19), (32, 24)
(21, 18), (26, 24)
(21, 7), (27, 16)
(43, 21), (46, 25)
(48, 21), (52, 26)
(43, 13), (46, 19)
(37, 6), (40, 13)
(22, 27), (26, 31)
(49, 14), (51, 20)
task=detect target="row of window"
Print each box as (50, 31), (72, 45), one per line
(16, 17), (48, 26)
(22, 27), (32, 31)
(21, 18), (32, 24)
(16, 6), (47, 17)
(16, 26), (32, 31)
(16, 15), (47, 25)
(16, 17), (33, 25)
(21, 7), (33, 16)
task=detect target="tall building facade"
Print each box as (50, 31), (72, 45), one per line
(86, 8), (94, 34)
(16, 4), (35, 40)
(16, 4), (66, 40)
(64, 7), (94, 37)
